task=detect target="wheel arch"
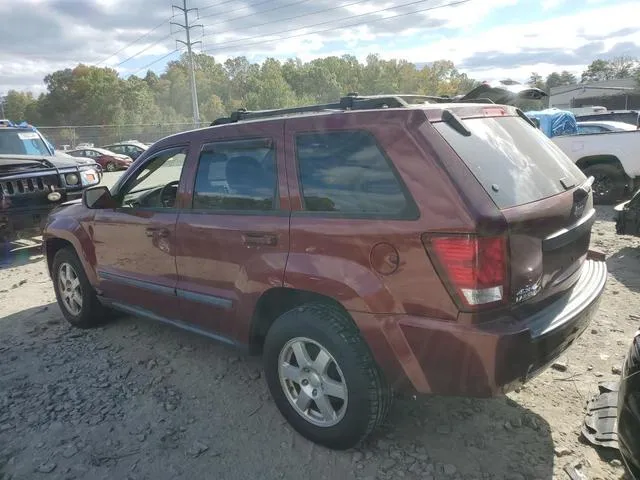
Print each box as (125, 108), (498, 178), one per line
(44, 221), (97, 285)
(249, 287), (351, 355)
(575, 155), (626, 175)
(45, 237), (74, 274)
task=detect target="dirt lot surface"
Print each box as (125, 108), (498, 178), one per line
(0, 206), (638, 480)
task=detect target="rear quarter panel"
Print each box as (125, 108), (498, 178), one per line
(283, 109), (497, 319)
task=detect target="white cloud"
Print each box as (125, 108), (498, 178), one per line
(1, 0), (639, 93)
(541, 0), (564, 11)
(374, 1), (640, 81)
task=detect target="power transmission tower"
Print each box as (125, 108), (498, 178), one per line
(171, 0), (202, 127)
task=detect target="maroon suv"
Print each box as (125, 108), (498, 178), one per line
(43, 95), (607, 450)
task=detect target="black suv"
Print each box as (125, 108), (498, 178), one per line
(1, 154), (101, 243)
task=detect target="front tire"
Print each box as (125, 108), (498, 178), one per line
(583, 164), (627, 205)
(263, 302), (391, 450)
(52, 248), (107, 328)
(105, 162), (116, 172)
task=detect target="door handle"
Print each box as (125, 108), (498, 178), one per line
(242, 232), (278, 246)
(146, 227), (170, 238)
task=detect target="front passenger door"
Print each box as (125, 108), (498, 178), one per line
(91, 146), (188, 320)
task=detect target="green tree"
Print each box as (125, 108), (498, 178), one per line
(2, 90), (38, 122)
(559, 70), (577, 85)
(200, 94), (226, 122)
(581, 59), (614, 83)
(528, 72), (546, 90)
(609, 56), (638, 79)
(245, 58), (297, 109)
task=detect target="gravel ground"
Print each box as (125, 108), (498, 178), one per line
(0, 206), (638, 480)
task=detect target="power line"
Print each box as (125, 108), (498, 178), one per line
(198, 0), (280, 21)
(197, 0), (245, 12)
(199, 0), (311, 26)
(133, 0), (469, 78)
(115, 33), (175, 67)
(172, 0), (202, 126)
(199, 0), (374, 41)
(96, 17), (174, 66)
(202, 0), (470, 53)
(133, 49), (182, 75)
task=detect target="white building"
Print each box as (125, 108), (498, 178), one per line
(549, 78), (637, 110)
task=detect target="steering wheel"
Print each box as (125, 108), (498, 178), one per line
(159, 181), (180, 208)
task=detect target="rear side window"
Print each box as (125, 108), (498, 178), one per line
(193, 138), (276, 211)
(296, 131), (413, 217)
(434, 116), (586, 209)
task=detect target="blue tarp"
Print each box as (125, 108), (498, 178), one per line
(525, 108), (578, 138)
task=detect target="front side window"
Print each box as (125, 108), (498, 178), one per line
(192, 138), (276, 211)
(118, 148), (186, 209)
(296, 131), (411, 216)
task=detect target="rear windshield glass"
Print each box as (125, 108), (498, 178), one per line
(434, 116), (586, 209)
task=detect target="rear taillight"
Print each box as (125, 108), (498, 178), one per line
(423, 234), (508, 309)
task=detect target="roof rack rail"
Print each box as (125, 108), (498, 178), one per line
(209, 93), (492, 126)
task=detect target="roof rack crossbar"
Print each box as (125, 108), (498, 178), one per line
(212, 94), (418, 126)
(209, 93), (496, 126)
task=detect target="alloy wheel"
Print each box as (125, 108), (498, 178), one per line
(278, 337), (348, 427)
(58, 262), (83, 316)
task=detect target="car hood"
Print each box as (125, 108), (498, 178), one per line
(0, 154), (79, 170)
(54, 151), (96, 166)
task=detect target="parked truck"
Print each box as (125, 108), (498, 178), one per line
(526, 108), (640, 204)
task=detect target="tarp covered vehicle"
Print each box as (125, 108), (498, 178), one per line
(525, 108), (578, 138)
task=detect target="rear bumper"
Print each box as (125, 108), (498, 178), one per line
(352, 257), (607, 396)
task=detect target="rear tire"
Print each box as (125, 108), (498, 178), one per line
(52, 247), (107, 328)
(105, 162), (116, 172)
(263, 302), (391, 450)
(583, 164), (627, 205)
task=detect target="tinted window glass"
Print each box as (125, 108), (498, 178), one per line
(193, 139), (276, 211)
(121, 149), (186, 208)
(434, 116), (586, 209)
(296, 131), (409, 216)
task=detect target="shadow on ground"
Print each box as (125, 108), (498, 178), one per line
(607, 246), (640, 293)
(0, 242), (44, 270)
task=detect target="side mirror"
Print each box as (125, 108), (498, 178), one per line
(83, 186), (116, 209)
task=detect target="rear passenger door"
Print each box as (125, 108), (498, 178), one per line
(283, 116), (433, 316)
(174, 125), (290, 343)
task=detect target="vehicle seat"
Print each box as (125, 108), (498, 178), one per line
(195, 151), (229, 194)
(225, 155), (273, 196)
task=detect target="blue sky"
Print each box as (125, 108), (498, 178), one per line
(1, 0), (639, 93)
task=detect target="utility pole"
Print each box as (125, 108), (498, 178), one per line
(0, 94), (5, 119)
(171, 0), (202, 127)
